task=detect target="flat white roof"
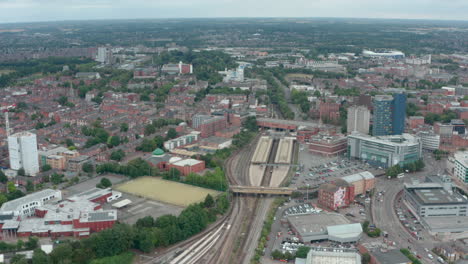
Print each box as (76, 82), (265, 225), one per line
(455, 151), (468, 168)
(173, 158), (203, 167)
(112, 199), (132, 208)
(0, 189), (60, 212)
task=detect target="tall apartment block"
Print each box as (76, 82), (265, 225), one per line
(8, 131), (40, 176)
(347, 105), (370, 134)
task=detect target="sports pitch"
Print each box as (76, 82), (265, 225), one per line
(115, 177), (220, 207)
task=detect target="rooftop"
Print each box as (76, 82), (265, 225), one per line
(152, 148), (165, 156)
(81, 210), (117, 223)
(455, 151), (468, 168)
(307, 247), (361, 264)
(371, 249), (410, 264)
(423, 216), (468, 232)
(172, 158), (203, 167)
(68, 188), (111, 202)
(0, 189), (59, 212)
(287, 212), (350, 236)
(412, 188), (467, 205)
(349, 132), (421, 146)
(342, 171), (375, 183)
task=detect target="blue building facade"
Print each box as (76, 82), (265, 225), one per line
(391, 93), (407, 135)
(372, 96), (393, 136)
(372, 94), (406, 136)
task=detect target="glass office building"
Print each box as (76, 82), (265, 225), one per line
(372, 93), (406, 136)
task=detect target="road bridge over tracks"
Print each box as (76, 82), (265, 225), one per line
(230, 185), (296, 195)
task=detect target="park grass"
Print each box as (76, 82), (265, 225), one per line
(115, 177), (220, 207)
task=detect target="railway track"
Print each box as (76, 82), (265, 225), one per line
(157, 133), (279, 264)
(261, 138), (279, 187)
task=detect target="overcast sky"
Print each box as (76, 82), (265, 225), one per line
(0, 0), (467, 23)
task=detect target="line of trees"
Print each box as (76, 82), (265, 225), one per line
(96, 158), (154, 178)
(385, 159), (425, 178)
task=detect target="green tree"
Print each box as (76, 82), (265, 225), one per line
(50, 243), (73, 264)
(50, 173), (64, 185)
(244, 116), (258, 132)
(135, 216), (155, 228)
(32, 248), (51, 264)
(7, 182), (16, 193)
(204, 194), (215, 208)
(26, 180), (34, 192)
(362, 252), (371, 264)
(65, 138), (75, 147)
(82, 162), (94, 173)
(100, 178), (112, 188)
(166, 128), (177, 139)
(10, 255), (27, 264)
(120, 123), (129, 132)
(16, 239), (24, 250)
(134, 230), (154, 253)
(0, 170), (8, 183)
(107, 135), (121, 148)
(86, 224), (134, 258)
(17, 167), (25, 176)
(42, 164), (52, 172)
(0, 194), (7, 207)
(271, 250), (284, 260)
(56, 96), (69, 105)
(110, 150), (125, 161)
(144, 124), (156, 136)
(295, 246), (310, 258)
(25, 236), (39, 249)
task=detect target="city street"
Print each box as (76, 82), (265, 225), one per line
(371, 152), (447, 264)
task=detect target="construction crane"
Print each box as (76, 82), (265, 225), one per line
(1, 104), (16, 137)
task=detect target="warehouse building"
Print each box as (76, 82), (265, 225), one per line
(347, 132), (422, 168)
(341, 171), (375, 196)
(287, 213), (362, 243)
(0, 188), (118, 239)
(300, 247), (361, 264)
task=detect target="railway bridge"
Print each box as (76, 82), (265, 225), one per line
(230, 185), (296, 196)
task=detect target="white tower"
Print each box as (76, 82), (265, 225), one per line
(347, 105), (370, 135)
(8, 131), (40, 176)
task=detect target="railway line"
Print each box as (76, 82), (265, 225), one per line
(261, 138), (279, 187)
(150, 132), (289, 264)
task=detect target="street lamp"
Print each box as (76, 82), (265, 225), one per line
(306, 184), (310, 201)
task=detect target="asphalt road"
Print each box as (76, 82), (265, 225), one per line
(371, 153), (446, 264)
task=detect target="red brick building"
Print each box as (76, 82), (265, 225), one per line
(426, 103), (445, 115)
(319, 102), (340, 122)
(308, 134), (347, 157)
(167, 158), (206, 176)
(408, 116), (425, 129)
(318, 180), (355, 211)
(199, 116), (228, 138)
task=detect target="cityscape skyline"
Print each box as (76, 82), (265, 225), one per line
(0, 0), (468, 23)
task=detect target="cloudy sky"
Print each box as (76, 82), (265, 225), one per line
(0, 0), (467, 23)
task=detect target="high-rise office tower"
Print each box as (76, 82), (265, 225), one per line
(373, 95), (394, 136)
(372, 93), (407, 136)
(8, 131), (40, 176)
(347, 105), (370, 134)
(392, 93), (407, 135)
